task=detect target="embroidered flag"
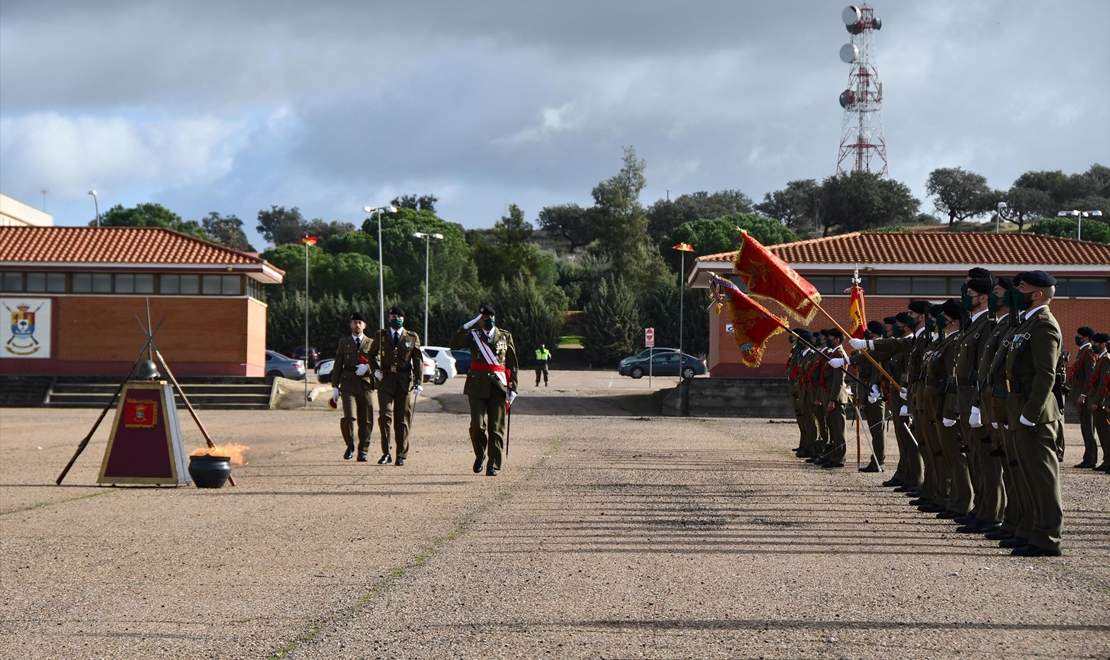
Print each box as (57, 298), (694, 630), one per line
(732, 230), (820, 324)
(847, 284), (866, 339)
(709, 274), (787, 368)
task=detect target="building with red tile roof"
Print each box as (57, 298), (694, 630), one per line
(687, 231), (1110, 377)
(1, 226), (284, 377)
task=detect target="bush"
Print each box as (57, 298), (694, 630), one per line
(1031, 217), (1110, 243)
(580, 277), (642, 367)
(488, 275), (568, 367)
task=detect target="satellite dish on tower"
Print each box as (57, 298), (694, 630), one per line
(840, 44), (859, 63)
(846, 22), (862, 34)
(842, 6), (862, 25)
(872, 17), (883, 30)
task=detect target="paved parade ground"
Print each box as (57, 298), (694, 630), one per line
(2, 371), (1108, 659)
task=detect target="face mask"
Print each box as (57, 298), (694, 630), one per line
(825, 338), (835, 349)
(906, 315), (920, 330)
(389, 318), (404, 330)
(483, 318), (495, 330)
(1019, 290), (1037, 311)
(987, 292), (1003, 313)
(924, 316), (936, 333)
(1075, 336), (1084, 347)
(864, 331), (873, 340)
(937, 314), (950, 330)
(891, 325), (904, 338)
(1008, 289), (1025, 311)
(788, 336), (795, 344)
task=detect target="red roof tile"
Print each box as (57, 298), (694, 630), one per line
(0, 226), (269, 266)
(696, 231), (1110, 267)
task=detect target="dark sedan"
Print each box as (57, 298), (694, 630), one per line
(451, 349), (472, 375)
(617, 351), (706, 380)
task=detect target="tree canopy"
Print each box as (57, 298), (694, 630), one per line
(926, 167), (997, 227)
(93, 203), (210, 240)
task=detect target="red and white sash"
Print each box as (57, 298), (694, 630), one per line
(470, 330), (510, 387)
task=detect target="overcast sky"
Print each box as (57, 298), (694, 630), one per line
(2, 0), (1107, 249)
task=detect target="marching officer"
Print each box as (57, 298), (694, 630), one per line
(535, 343), (552, 386)
(369, 306), (424, 466)
(819, 328), (850, 468)
(1084, 332), (1110, 472)
(330, 312), (375, 461)
(1003, 270), (1064, 556)
(450, 304), (519, 476)
(1071, 326), (1098, 468)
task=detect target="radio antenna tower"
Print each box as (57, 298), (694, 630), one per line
(836, 4), (887, 177)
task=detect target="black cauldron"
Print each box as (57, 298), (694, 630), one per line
(188, 455), (232, 488)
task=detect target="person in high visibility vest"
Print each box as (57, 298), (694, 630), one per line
(535, 344), (551, 386)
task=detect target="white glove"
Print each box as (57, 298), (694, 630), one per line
(899, 405), (909, 417)
(1003, 423), (1009, 430)
(1019, 414), (1036, 427)
(373, 370), (383, 380)
(991, 421), (998, 429)
(867, 393), (879, 404)
(828, 357), (846, 369)
(942, 418), (957, 428)
(508, 391), (517, 406)
(355, 364), (369, 376)
(968, 406), (982, 428)
(463, 314), (483, 330)
(848, 338), (869, 350)
(899, 389), (908, 400)
(414, 385), (423, 396)
(867, 385), (881, 403)
(332, 387), (340, 402)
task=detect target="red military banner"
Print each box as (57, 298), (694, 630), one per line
(709, 275), (787, 368)
(123, 398), (159, 429)
(732, 230), (820, 324)
(847, 284), (866, 339)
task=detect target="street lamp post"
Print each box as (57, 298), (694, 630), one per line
(413, 231), (444, 343)
(87, 190), (100, 227)
(996, 201), (1006, 234)
(1058, 209), (1104, 242)
(363, 205), (399, 332)
(671, 242), (696, 374)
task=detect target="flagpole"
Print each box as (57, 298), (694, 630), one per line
(678, 250), (684, 361)
(304, 236), (309, 408)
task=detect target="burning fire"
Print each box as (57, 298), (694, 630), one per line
(190, 443), (249, 466)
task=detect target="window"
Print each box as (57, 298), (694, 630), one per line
(26, 273), (46, 292)
(1067, 279), (1108, 297)
(180, 275), (199, 295)
(912, 277), (947, 295)
(2, 272), (22, 292)
(875, 277), (911, 295)
(135, 274), (154, 294)
(202, 275), (221, 295)
(92, 274), (112, 293)
(808, 277), (834, 295)
(73, 273), (91, 293)
(160, 275), (179, 294)
(47, 273), (66, 292)
(221, 275), (241, 295)
(115, 274), (134, 293)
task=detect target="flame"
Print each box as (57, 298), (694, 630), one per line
(190, 443), (249, 466)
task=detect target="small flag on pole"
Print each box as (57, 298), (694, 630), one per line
(297, 236), (318, 245)
(847, 282), (867, 339)
(671, 242), (695, 252)
(731, 229), (820, 324)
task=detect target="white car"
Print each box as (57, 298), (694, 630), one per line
(422, 346), (458, 385)
(319, 354), (436, 384)
(420, 349), (436, 383)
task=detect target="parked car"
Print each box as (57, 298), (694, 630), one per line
(420, 349), (436, 383)
(619, 347), (678, 366)
(422, 346), (458, 385)
(451, 349), (472, 375)
(617, 351), (706, 380)
(315, 358), (334, 383)
(290, 346), (319, 369)
(265, 350), (306, 380)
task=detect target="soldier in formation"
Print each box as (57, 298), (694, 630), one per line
(330, 312), (375, 461)
(369, 306), (424, 466)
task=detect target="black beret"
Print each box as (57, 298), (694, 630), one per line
(968, 267), (993, 279)
(995, 276), (1013, 290)
(1011, 272), (1024, 286)
(826, 328), (844, 339)
(867, 320), (886, 334)
(389, 305), (405, 316)
(1078, 326), (1095, 337)
(908, 299), (930, 314)
(966, 277), (993, 295)
(350, 312), (367, 322)
(928, 303), (945, 317)
(795, 329), (813, 340)
(1093, 332), (1110, 343)
(1022, 270), (1057, 287)
(479, 303), (496, 316)
(883, 316), (898, 325)
(895, 312), (911, 324)
(941, 299), (963, 320)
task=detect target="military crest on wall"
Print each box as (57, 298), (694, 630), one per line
(1, 298), (51, 359)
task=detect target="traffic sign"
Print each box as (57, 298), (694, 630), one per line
(645, 328), (654, 347)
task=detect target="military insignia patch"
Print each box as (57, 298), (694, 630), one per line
(123, 399), (159, 429)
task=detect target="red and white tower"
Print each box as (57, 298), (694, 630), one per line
(836, 4), (887, 177)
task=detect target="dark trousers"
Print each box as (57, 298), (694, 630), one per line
(469, 392), (507, 470)
(862, 399), (886, 465)
(535, 361), (549, 385)
(378, 386), (415, 458)
(1077, 404), (1098, 464)
(340, 382), (374, 455)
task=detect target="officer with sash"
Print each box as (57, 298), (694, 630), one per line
(369, 306), (424, 466)
(450, 304), (519, 476)
(330, 312), (375, 461)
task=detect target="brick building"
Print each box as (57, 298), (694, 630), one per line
(0, 227), (283, 377)
(687, 232), (1110, 378)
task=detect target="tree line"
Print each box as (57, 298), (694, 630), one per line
(91, 156), (1108, 367)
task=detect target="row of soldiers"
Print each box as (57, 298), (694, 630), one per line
(787, 269), (1088, 557)
(1069, 326), (1110, 471)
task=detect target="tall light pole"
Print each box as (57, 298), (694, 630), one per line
(996, 201), (1006, 234)
(296, 236), (317, 407)
(363, 205), (398, 332)
(413, 231), (444, 343)
(87, 190), (100, 227)
(1059, 209), (1103, 241)
(671, 242), (695, 372)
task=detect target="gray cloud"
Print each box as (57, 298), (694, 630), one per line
(1, 0), (1106, 247)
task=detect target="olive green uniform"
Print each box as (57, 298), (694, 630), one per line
(1072, 345), (1097, 464)
(1004, 306), (1065, 553)
(330, 334), (376, 457)
(450, 325), (519, 471)
(848, 353), (886, 468)
(956, 309), (1003, 522)
(930, 328), (972, 514)
(369, 327), (424, 460)
(823, 348), (851, 465)
(796, 348), (821, 457)
(1087, 352), (1110, 464)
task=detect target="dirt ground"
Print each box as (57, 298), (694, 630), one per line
(2, 370), (1107, 659)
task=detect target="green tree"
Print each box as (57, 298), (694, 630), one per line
(391, 194), (439, 213)
(256, 206), (307, 246)
(592, 146), (652, 273)
(660, 213), (798, 276)
(537, 203), (595, 252)
(925, 167), (998, 227)
(266, 291), (382, 357)
(201, 212), (254, 251)
(488, 274), (568, 367)
(94, 203), (210, 239)
(637, 279), (710, 358)
(820, 171), (920, 235)
(997, 186), (1053, 232)
(580, 276), (642, 367)
(754, 179), (822, 237)
(1031, 216), (1110, 243)
(647, 189), (754, 240)
(471, 204), (558, 289)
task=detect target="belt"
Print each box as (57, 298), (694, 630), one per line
(924, 376), (940, 387)
(1010, 381), (1033, 395)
